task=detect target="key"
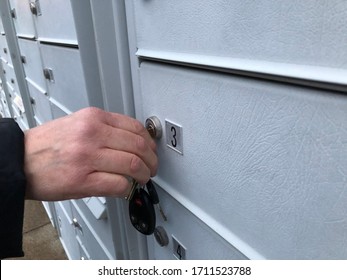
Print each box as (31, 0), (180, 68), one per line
(146, 180), (167, 221)
(129, 187), (156, 235)
(125, 178), (139, 201)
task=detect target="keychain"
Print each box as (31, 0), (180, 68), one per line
(127, 179), (166, 235)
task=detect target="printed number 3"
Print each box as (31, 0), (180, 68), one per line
(171, 126), (177, 147)
(165, 120), (183, 155)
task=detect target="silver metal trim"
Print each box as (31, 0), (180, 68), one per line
(137, 49), (347, 93)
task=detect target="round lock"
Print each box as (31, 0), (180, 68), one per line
(145, 116), (162, 139)
(154, 226), (169, 247)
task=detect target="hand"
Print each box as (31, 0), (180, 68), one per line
(24, 107), (158, 201)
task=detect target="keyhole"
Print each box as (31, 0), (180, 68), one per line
(176, 245), (182, 260)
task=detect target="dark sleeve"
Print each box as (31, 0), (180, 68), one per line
(0, 118), (26, 259)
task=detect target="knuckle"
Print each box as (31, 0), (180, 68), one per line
(129, 155), (142, 173)
(80, 107), (103, 118)
(76, 121), (96, 139)
(132, 119), (145, 134)
(135, 135), (147, 153)
(66, 142), (89, 162)
(116, 176), (131, 196)
(74, 110), (103, 138)
(75, 108), (104, 131)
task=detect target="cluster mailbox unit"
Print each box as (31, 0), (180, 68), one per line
(1, 0), (347, 260)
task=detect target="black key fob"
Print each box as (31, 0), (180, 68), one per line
(146, 179), (159, 204)
(129, 188), (156, 235)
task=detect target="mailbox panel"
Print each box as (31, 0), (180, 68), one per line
(27, 80), (52, 124)
(131, 0), (347, 69)
(18, 38), (47, 91)
(54, 201), (80, 260)
(73, 198), (115, 258)
(0, 35), (12, 66)
(0, 90), (11, 117)
(32, 0), (77, 45)
(137, 62), (347, 259)
(147, 185), (248, 260)
(9, 0), (36, 38)
(3, 63), (20, 95)
(40, 44), (89, 113)
(70, 201), (112, 260)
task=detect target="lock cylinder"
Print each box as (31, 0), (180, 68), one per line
(145, 116), (162, 139)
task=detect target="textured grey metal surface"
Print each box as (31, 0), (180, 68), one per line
(137, 62), (347, 259)
(133, 0), (347, 70)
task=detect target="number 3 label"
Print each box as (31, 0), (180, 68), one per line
(165, 120), (183, 155)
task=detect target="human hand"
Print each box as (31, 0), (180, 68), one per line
(24, 107), (158, 201)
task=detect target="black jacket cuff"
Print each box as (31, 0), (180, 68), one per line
(0, 118), (26, 259)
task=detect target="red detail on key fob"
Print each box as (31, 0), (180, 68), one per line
(135, 198), (142, 206)
(129, 188), (156, 235)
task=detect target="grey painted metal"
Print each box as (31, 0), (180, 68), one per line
(26, 80), (52, 124)
(88, 0), (135, 115)
(136, 49), (347, 93)
(0, 14), (4, 34)
(0, 57), (14, 117)
(88, 0), (147, 260)
(40, 44), (89, 113)
(55, 201), (80, 260)
(31, 0), (77, 45)
(70, 0), (104, 110)
(73, 199), (116, 259)
(133, 0), (347, 93)
(9, 0), (36, 39)
(49, 99), (68, 119)
(0, 0), (35, 128)
(132, 0), (347, 71)
(139, 62), (347, 259)
(147, 186), (247, 260)
(70, 0), (133, 260)
(0, 34), (12, 66)
(17, 38), (47, 92)
(41, 201), (56, 227)
(125, 1), (347, 260)
(71, 200), (114, 260)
